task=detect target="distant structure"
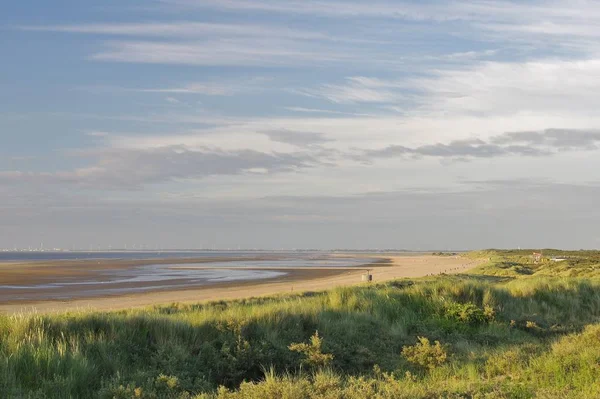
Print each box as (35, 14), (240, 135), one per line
(532, 252), (543, 263)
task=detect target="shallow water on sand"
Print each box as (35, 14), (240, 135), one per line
(0, 253), (372, 302)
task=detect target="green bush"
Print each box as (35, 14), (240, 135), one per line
(401, 337), (449, 370)
(288, 331), (334, 369)
(444, 302), (495, 325)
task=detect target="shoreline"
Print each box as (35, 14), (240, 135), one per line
(0, 255), (482, 314)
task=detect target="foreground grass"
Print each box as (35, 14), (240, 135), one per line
(1, 251), (600, 398)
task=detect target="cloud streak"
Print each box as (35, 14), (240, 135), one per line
(135, 78), (270, 96)
(20, 22), (333, 41)
(0, 146), (321, 189)
(162, 0), (600, 34)
(298, 77), (405, 104)
(263, 129), (333, 147)
(90, 39), (357, 66)
(366, 129), (600, 161)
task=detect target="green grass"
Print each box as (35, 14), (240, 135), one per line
(2, 250), (600, 398)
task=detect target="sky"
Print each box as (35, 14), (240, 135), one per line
(1, 0), (600, 250)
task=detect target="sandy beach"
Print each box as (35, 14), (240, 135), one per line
(0, 254), (481, 314)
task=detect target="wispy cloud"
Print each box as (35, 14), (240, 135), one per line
(136, 77), (270, 96)
(263, 129), (333, 147)
(298, 58), (600, 115)
(90, 39), (356, 66)
(165, 96), (180, 104)
(19, 1), (600, 69)
(365, 129), (600, 161)
(407, 59), (600, 116)
(161, 0), (600, 26)
(491, 129), (600, 150)
(9, 127), (597, 193)
(298, 77), (405, 104)
(283, 107), (373, 116)
(85, 131), (109, 137)
(20, 22), (337, 41)
(158, 0), (473, 21)
(0, 146), (322, 189)
(158, 0), (600, 55)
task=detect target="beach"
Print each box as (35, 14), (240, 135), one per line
(0, 254), (481, 314)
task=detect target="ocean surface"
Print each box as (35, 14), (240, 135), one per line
(0, 250), (295, 262)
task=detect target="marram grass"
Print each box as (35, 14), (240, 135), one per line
(1, 250), (600, 398)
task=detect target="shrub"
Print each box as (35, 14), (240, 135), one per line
(288, 331), (334, 369)
(444, 302), (494, 325)
(99, 374), (192, 399)
(401, 337), (448, 370)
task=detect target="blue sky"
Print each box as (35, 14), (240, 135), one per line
(2, 0), (600, 250)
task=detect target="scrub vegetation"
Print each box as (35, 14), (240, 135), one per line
(2, 250), (600, 398)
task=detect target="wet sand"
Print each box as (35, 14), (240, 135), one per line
(0, 255), (284, 285)
(0, 255), (482, 314)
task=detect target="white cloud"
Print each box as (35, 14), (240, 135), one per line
(407, 59), (600, 117)
(298, 58), (600, 121)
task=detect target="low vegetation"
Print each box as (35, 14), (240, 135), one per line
(2, 250), (600, 398)
(401, 336), (448, 371)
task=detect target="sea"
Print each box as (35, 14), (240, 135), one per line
(0, 250), (291, 263)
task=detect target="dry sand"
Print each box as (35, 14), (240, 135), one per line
(0, 255), (481, 314)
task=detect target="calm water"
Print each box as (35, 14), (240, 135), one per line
(0, 250), (294, 262)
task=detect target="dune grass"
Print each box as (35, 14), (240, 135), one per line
(1, 250), (600, 398)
